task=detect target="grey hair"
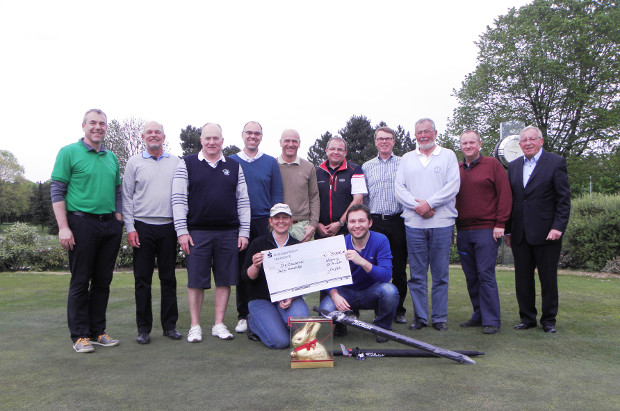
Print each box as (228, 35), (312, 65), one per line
(415, 118), (436, 130)
(519, 125), (543, 139)
(281, 129), (300, 140)
(460, 130), (481, 142)
(143, 121), (164, 135)
(83, 109), (107, 124)
(202, 122), (222, 132)
(327, 136), (347, 151)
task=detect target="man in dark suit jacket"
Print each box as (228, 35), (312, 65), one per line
(506, 126), (571, 333)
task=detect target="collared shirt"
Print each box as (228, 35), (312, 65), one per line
(362, 153), (403, 215)
(236, 149), (264, 163)
(198, 150), (226, 169)
(277, 155), (301, 165)
(142, 150), (171, 162)
(462, 154), (482, 171)
(81, 137), (108, 153)
(523, 148), (543, 187)
(271, 232), (290, 248)
(415, 145), (442, 167)
(171, 153), (250, 237)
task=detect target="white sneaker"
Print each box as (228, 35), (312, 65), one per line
(212, 323), (234, 340)
(187, 325), (202, 343)
(235, 318), (248, 333)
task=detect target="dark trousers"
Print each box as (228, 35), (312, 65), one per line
(511, 240), (562, 326)
(67, 213), (122, 342)
(237, 217), (270, 319)
(371, 215), (408, 316)
(456, 229), (501, 326)
(133, 221), (178, 333)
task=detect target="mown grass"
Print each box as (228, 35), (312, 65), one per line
(0, 269), (618, 410)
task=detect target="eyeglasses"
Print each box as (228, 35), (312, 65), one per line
(519, 136), (541, 143)
(244, 131), (262, 137)
(415, 129), (435, 136)
(375, 137), (394, 142)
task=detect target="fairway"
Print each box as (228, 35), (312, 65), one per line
(1, 269), (618, 410)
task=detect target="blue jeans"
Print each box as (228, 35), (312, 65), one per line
(456, 229), (501, 327)
(248, 298), (309, 349)
(405, 225), (453, 324)
(319, 283), (399, 330)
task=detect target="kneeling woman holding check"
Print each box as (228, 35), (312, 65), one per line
(242, 203), (309, 349)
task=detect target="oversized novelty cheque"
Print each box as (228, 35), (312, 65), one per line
(262, 235), (352, 302)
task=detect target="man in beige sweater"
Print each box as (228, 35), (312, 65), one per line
(277, 129), (320, 242)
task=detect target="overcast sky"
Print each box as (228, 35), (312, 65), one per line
(0, 0), (532, 182)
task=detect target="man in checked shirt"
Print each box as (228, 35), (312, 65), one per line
(362, 126), (408, 325)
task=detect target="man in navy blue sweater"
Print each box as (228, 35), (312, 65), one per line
(230, 121), (284, 334)
(319, 204), (399, 343)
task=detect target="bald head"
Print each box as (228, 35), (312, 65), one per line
(280, 129), (301, 162)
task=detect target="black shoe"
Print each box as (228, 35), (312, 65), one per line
(514, 323), (536, 330)
(246, 328), (260, 341)
(136, 332), (150, 344)
(394, 315), (407, 324)
(334, 323), (348, 337)
(409, 319), (427, 330)
(376, 335), (389, 343)
(460, 319), (482, 328)
(432, 322), (447, 331)
(163, 328), (182, 340)
(543, 325), (557, 333)
(482, 326), (500, 334)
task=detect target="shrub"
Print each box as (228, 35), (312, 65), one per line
(560, 194), (620, 271)
(601, 257), (620, 274)
(30, 244), (68, 271)
(0, 223), (42, 271)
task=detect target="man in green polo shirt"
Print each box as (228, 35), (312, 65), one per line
(51, 108), (123, 353)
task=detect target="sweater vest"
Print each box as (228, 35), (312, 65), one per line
(184, 154), (240, 231)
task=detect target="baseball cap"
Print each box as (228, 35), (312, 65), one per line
(270, 203), (292, 217)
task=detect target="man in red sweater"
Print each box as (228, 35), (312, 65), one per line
(455, 131), (512, 334)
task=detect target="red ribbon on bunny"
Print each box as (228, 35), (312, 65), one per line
(294, 338), (318, 352)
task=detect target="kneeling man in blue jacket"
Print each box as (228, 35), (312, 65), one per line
(320, 204), (399, 343)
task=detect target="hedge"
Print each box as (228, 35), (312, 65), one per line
(560, 193), (620, 271)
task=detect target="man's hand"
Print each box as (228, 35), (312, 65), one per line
(316, 223), (329, 237)
(238, 236), (249, 251)
(422, 209), (435, 219)
(178, 234), (194, 255)
(58, 227), (75, 251)
(493, 227), (505, 242)
(279, 298), (292, 310)
(546, 229), (563, 241)
(325, 222), (342, 236)
(345, 249), (366, 266)
(331, 291), (351, 312)
(301, 225), (316, 242)
(127, 231), (140, 248)
(505, 235), (511, 248)
(414, 199), (431, 216)
(251, 252), (264, 268)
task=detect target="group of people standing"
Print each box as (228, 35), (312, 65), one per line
(51, 109), (570, 354)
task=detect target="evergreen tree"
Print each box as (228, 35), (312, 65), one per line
(180, 125), (202, 156)
(307, 131), (332, 166)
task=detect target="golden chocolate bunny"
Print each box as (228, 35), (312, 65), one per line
(290, 322), (329, 360)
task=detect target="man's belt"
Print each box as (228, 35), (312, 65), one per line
(371, 213), (402, 221)
(67, 211), (115, 221)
